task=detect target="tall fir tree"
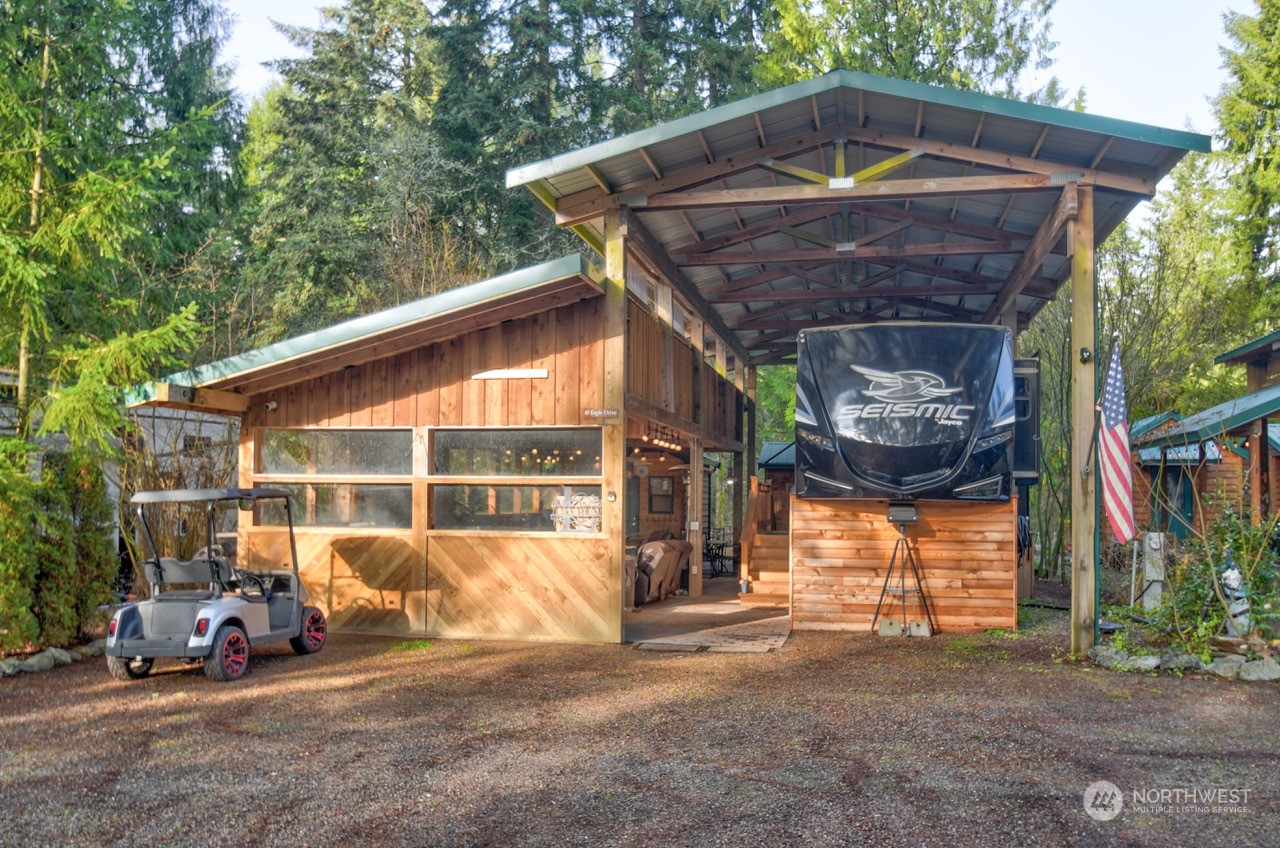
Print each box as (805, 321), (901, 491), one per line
(0, 0), (236, 444)
(1215, 0), (1280, 309)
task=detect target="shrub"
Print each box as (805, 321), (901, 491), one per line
(0, 440), (39, 652)
(0, 443), (116, 653)
(33, 452), (115, 645)
(1148, 503), (1279, 656)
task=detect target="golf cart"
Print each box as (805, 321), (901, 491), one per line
(106, 488), (326, 682)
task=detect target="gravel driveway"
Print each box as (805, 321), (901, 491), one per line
(1, 605), (1276, 847)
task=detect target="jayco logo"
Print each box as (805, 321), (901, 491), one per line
(834, 365), (973, 428)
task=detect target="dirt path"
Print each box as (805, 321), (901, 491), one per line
(1, 608), (1275, 847)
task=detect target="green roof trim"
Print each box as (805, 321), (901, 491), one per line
(506, 69), (1211, 188)
(132, 254), (598, 401)
(1214, 328), (1280, 365)
(1134, 382), (1280, 450)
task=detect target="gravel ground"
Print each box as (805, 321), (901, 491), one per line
(1, 601), (1277, 848)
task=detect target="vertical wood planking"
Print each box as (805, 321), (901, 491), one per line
(462, 331), (485, 425)
(578, 297), (602, 412)
(415, 346), (440, 427)
(555, 306), (580, 424)
(482, 325), (508, 426)
(329, 369), (351, 427)
(349, 362), (372, 426)
(530, 310), (557, 424)
(438, 337), (462, 426)
(393, 351), (415, 427)
(507, 317), (533, 426)
(368, 357), (392, 426)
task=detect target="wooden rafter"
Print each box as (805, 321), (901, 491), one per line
(842, 125), (1154, 195)
(633, 173), (1077, 214)
(677, 239), (1023, 266)
(554, 128), (838, 226)
(983, 183), (1078, 323)
(713, 283), (1000, 303)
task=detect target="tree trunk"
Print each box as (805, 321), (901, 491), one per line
(18, 24), (53, 441)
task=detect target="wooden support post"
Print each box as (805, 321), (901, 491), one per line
(1249, 418), (1270, 523)
(1070, 185), (1097, 657)
(688, 436), (704, 598)
(746, 365), (758, 481)
(732, 448), (745, 563)
(656, 282), (675, 410)
(603, 209), (628, 642)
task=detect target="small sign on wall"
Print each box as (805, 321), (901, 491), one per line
(583, 408), (619, 419)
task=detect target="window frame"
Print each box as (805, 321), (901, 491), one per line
(251, 427), (415, 531)
(427, 426), (605, 535)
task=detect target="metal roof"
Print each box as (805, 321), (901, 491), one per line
(508, 70), (1210, 365)
(758, 440), (795, 469)
(1130, 411), (1180, 440)
(1133, 382), (1280, 449)
(1215, 328), (1280, 366)
(134, 254), (600, 399)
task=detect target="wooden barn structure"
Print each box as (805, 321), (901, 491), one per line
(136, 71), (1208, 651)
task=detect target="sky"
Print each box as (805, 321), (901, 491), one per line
(220, 0), (1251, 139)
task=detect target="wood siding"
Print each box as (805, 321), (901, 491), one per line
(791, 498), (1018, 633)
(427, 535), (612, 641)
(626, 299), (743, 446)
(238, 297), (614, 641)
(243, 297), (606, 431)
(243, 529), (425, 634)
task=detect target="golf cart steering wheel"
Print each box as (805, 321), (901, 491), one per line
(237, 569), (272, 599)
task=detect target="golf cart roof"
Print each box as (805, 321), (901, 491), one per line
(130, 487), (292, 505)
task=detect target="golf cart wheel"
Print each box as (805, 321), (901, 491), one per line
(291, 606), (327, 655)
(205, 624), (249, 682)
(106, 655), (154, 681)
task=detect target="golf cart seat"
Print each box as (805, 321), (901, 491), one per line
(144, 556), (232, 599)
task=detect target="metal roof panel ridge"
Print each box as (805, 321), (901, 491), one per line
(506, 70), (1211, 188)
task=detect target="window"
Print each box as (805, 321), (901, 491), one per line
(259, 483), (413, 529)
(262, 429), (411, 475)
(429, 428), (603, 532)
(431, 484), (601, 532)
(433, 428), (601, 476)
(256, 429), (413, 529)
(649, 476), (674, 514)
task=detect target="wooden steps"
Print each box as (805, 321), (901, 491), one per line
(739, 531), (790, 610)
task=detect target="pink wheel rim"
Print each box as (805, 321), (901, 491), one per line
(222, 631), (248, 677)
(304, 610), (326, 651)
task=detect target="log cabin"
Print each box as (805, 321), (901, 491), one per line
(134, 71), (1209, 649)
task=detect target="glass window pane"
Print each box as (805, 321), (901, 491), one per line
(261, 430), (412, 475)
(431, 485), (602, 532)
(432, 429), (602, 476)
(259, 484), (413, 529)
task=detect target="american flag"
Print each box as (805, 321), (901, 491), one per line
(1099, 341), (1136, 543)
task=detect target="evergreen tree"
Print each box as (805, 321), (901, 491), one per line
(1214, 0), (1280, 308)
(0, 0), (234, 445)
(757, 0), (1056, 95)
